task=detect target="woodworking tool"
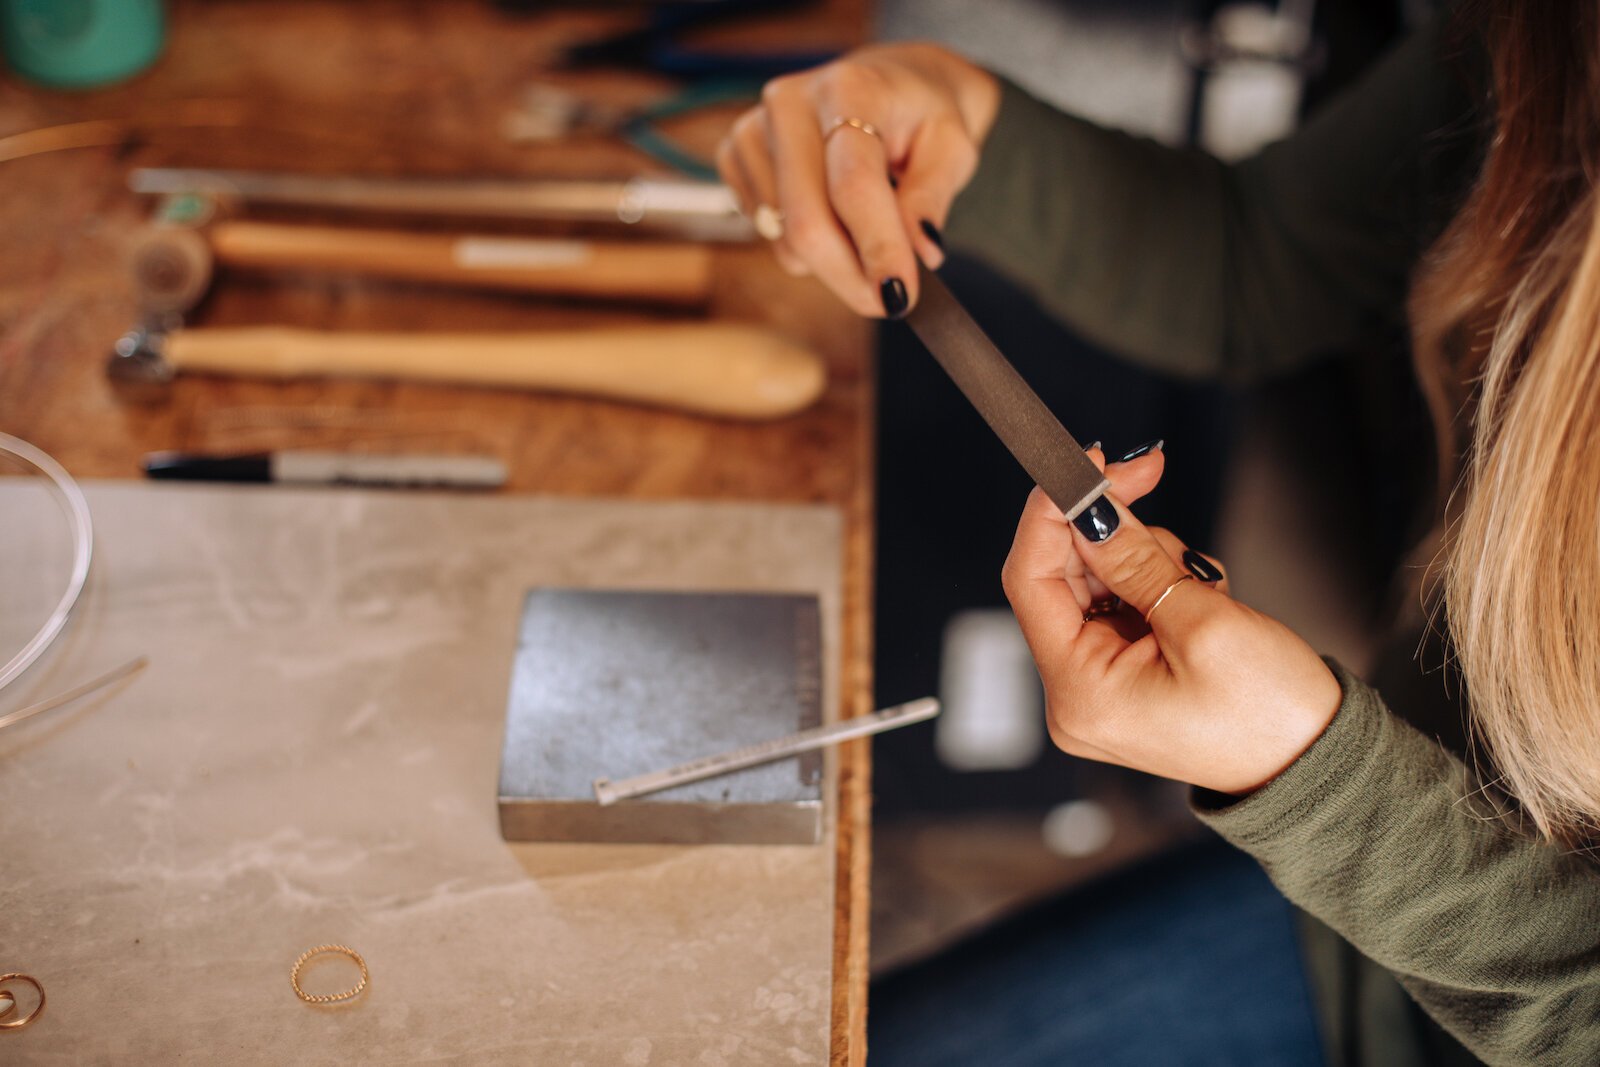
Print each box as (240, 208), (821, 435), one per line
(106, 322), (826, 421)
(130, 212), (715, 309)
(129, 168), (754, 242)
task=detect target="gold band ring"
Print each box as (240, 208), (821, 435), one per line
(1144, 574), (1196, 624)
(824, 115), (883, 144)
(291, 945), (369, 1005)
(0, 974), (45, 1031)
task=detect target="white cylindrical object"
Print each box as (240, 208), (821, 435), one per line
(935, 609), (1044, 771)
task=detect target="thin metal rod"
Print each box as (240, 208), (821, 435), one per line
(593, 697), (940, 805)
(0, 657), (148, 733)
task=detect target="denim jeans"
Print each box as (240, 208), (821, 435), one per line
(869, 837), (1326, 1066)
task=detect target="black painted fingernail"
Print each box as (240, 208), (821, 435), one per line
(880, 276), (909, 320)
(1116, 439), (1164, 463)
(1084, 440), (1102, 453)
(1183, 549), (1223, 583)
(920, 219), (944, 251)
(1071, 496), (1119, 542)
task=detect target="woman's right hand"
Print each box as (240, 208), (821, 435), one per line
(715, 43), (1001, 319)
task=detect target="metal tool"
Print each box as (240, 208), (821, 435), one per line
(593, 696), (939, 805)
(905, 268), (1110, 521)
(129, 168), (754, 242)
(500, 589), (828, 845)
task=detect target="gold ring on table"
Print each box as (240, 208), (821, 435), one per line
(291, 945), (369, 1005)
(753, 203), (786, 241)
(1144, 574), (1196, 624)
(824, 115), (883, 145)
(0, 974), (45, 1031)
(1082, 597), (1121, 623)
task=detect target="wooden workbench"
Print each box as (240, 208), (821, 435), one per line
(0, 2), (874, 1062)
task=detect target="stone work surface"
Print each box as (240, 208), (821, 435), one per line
(0, 482), (841, 1065)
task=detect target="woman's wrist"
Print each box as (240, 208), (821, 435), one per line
(1228, 668), (1343, 796)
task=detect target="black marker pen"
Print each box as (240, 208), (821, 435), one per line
(142, 450), (507, 489)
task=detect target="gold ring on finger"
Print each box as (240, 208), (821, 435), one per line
(1144, 574), (1196, 624)
(752, 203), (786, 241)
(824, 115), (883, 145)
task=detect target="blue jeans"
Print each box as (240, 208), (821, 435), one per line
(869, 838), (1326, 1066)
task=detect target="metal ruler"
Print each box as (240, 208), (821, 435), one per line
(592, 697), (939, 806)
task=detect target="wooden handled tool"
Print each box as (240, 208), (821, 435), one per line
(159, 323), (826, 420)
(130, 168), (754, 242)
(206, 222), (713, 305)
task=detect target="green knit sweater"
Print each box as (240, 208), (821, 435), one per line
(945, 19), (1600, 1067)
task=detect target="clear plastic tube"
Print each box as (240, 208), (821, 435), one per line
(0, 433), (93, 695)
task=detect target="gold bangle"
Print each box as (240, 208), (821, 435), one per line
(291, 945), (369, 1005)
(824, 115), (883, 144)
(0, 974), (45, 1031)
(1144, 573), (1196, 624)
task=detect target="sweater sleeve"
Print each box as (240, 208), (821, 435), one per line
(943, 17), (1474, 384)
(1192, 661), (1600, 1066)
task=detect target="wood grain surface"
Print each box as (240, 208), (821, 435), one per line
(0, 2), (874, 1062)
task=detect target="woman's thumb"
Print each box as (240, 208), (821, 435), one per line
(1072, 497), (1190, 623)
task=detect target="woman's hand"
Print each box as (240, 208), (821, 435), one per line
(715, 43), (1000, 318)
(1002, 458), (1342, 795)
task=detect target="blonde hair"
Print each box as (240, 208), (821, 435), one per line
(1410, 1), (1600, 844)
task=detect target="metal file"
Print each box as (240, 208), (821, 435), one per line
(905, 269), (1110, 521)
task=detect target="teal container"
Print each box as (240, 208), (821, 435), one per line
(1, 0), (165, 89)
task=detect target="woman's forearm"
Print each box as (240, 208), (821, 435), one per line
(1194, 661), (1600, 1066)
(945, 17), (1469, 383)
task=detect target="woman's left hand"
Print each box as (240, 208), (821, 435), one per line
(1002, 472), (1342, 795)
